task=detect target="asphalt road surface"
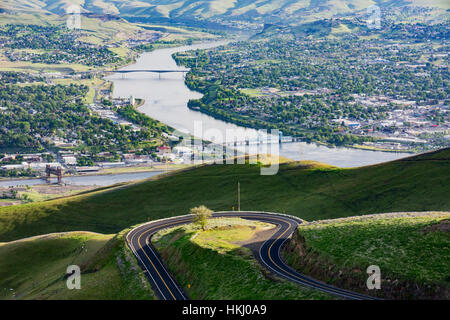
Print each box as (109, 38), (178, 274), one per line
(126, 211), (376, 300)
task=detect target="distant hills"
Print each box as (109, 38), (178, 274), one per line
(2, 1), (449, 27)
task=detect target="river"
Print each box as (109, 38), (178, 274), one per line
(107, 41), (412, 168)
(0, 171), (163, 188)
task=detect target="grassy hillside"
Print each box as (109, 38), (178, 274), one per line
(152, 217), (333, 299)
(283, 212), (450, 299)
(0, 148), (448, 242)
(0, 229), (155, 300)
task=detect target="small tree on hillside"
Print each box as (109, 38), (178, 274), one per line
(191, 205), (213, 231)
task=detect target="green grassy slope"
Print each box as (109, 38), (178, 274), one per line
(0, 148), (449, 242)
(283, 212), (450, 299)
(0, 230), (155, 300)
(152, 218), (334, 300)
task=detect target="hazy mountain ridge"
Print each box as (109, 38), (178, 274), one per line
(2, 0), (449, 26)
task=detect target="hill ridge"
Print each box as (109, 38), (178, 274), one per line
(0, 148), (448, 242)
(2, 1), (449, 26)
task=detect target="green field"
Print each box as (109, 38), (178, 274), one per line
(0, 148), (449, 242)
(283, 212), (450, 299)
(0, 230), (155, 300)
(152, 217), (333, 300)
(240, 88), (269, 97)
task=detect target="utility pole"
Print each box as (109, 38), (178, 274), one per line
(238, 181), (240, 212)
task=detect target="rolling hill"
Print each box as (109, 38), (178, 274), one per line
(0, 148), (449, 242)
(283, 212), (450, 299)
(1, 212), (448, 299)
(0, 229), (156, 299)
(2, 0), (449, 26)
(155, 212), (449, 299)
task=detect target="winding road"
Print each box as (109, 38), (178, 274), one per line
(126, 211), (376, 300)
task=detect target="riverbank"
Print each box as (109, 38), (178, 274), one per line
(352, 144), (416, 153)
(0, 164), (183, 182)
(0, 170), (166, 189)
(0, 184), (96, 206)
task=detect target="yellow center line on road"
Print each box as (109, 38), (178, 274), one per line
(132, 213), (362, 300)
(135, 217), (192, 300)
(137, 230), (177, 300)
(264, 217), (364, 298)
(134, 214), (292, 300)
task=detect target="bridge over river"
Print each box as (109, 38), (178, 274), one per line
(89, 69), (190, 79)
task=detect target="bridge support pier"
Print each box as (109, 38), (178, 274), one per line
(45, 165), (63, 184)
